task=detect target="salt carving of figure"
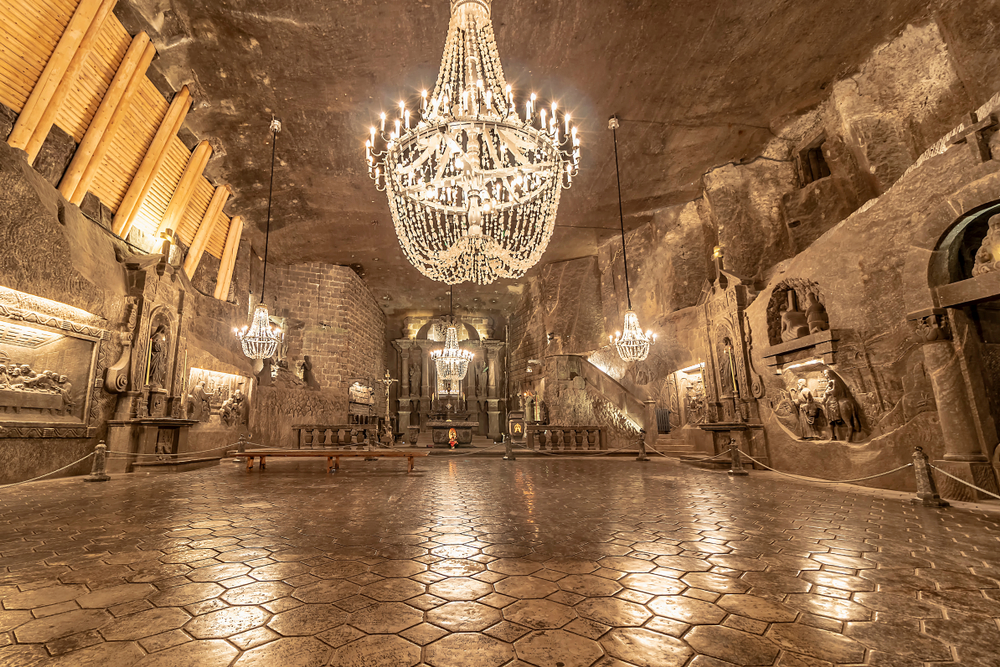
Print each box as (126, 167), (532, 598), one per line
(18, 365), (37, 388)
(719, 339), (738, 396)
(58, 375), (74, 412)
(791, 378), (820, 439)
(8, 366), (22, 388)
(148, 325), (169, 389)
(29, 371), (56, 392)
(302, 356), (320, 390)
(823, 370), (848, 440)
(478, 362), (488, 397)
(191, 380), (213, 421)
(0, 364), (9, 388)
(780, 292), (810, 342)
(410, 361), (422, 397)
(805, 293), (829, 334)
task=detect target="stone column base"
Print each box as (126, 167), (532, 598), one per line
(933, 460), (1000, 502)
(398, 410), (411, 433)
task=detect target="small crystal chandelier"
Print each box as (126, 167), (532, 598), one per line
(365, 0), (581, 285)
(608, 117), (655, 363)
(236, 119), (283, 373)
(431, 289), (475, 392)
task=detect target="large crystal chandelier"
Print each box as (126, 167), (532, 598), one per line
(431, 290), (475, 390)
(237, 120), (283, 373)
(608, 117), (655, 363)
(365, 0), (581, 285)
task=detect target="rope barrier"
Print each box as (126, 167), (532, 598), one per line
(0, 452), (95, 490)
(928, 464), (1000, 501)
(736, 449), (914, 484)
(680, 450), (734, 464)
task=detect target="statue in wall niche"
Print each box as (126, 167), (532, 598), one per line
(410, 360), (422, 396)
(780, 291), (810, 342)
(301, 356), (320, 390)
(823, 370), (862, 441)
(148, 325), (170, 389)
(719, 338), (738, 396)
(791, 379), (822, 440)
(477, 362), (489, 397)
(973, 215), (1000, 276)
(805, 293), (830, 334)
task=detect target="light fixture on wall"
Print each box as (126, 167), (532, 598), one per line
(364, 0), (581, 285)
(608, 116), (655, 363)
(432, 289), (474, 387)
(236, 119), (283, 373)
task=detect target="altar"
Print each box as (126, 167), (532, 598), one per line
(426, 420), (479, 447)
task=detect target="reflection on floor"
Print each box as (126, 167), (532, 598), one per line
(1, 458), (999, 666)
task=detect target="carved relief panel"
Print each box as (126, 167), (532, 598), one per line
(0, 288), (112, 438)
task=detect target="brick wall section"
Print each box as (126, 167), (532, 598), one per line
(270, 263), (387, 415)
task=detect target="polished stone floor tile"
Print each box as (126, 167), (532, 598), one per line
(1, 457), (999, 665)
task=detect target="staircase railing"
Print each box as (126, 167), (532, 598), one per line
(548, 355), (648, 430)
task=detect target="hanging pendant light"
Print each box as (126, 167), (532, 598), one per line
(364, 0), (581, 285)
(609, 116), (656, 363)
(431, 288), (475, 393)
(236, 119), (283, 373)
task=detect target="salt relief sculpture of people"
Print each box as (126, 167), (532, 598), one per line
(790, 378), (822, 440)
(0, 361), (75, 414)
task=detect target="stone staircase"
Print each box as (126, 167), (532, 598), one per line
(654, 432), (698, 458)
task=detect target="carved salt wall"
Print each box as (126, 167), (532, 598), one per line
(248, 263), (387, 447)
(0, 140), (253, 483)
(506, 20), (1000, 491)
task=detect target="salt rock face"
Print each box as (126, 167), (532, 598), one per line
(703, 160), (796, 281)
(538, 256), (605, 354)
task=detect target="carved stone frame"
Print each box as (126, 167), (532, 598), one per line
(0, 305), (111, 439)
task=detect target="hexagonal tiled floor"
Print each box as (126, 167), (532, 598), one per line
(1, 457), (999, 665)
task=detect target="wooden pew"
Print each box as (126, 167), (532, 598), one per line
(236, 449), (429, 474)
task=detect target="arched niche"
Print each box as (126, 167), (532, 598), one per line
(900, 172), (1000, 500)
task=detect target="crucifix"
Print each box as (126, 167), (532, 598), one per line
(375, 369), (398, 445)
(947, 112), (998, 163)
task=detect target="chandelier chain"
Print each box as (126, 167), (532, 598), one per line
(261, 119), (279, 303)
(612, 120), (632, 311)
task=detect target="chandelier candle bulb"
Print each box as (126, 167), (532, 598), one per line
(380, 112), (386, 131)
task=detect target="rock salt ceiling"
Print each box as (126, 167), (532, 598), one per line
(123, 0), (941, 312)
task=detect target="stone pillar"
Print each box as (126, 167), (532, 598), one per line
(911, 310), (1000, 501)
(644, 399), (657, 454)
(487, 345), (498, 398)
(421, 345), (430, 400)
(400, 346), (410, 398)
(487, 398), (501, 441)
(396, 342), (412, 432)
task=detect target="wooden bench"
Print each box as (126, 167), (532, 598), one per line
(236, 449), (429, 473)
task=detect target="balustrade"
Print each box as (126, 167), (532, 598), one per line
(526, 426), (603, 452)
(292, 424), (378, 450)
